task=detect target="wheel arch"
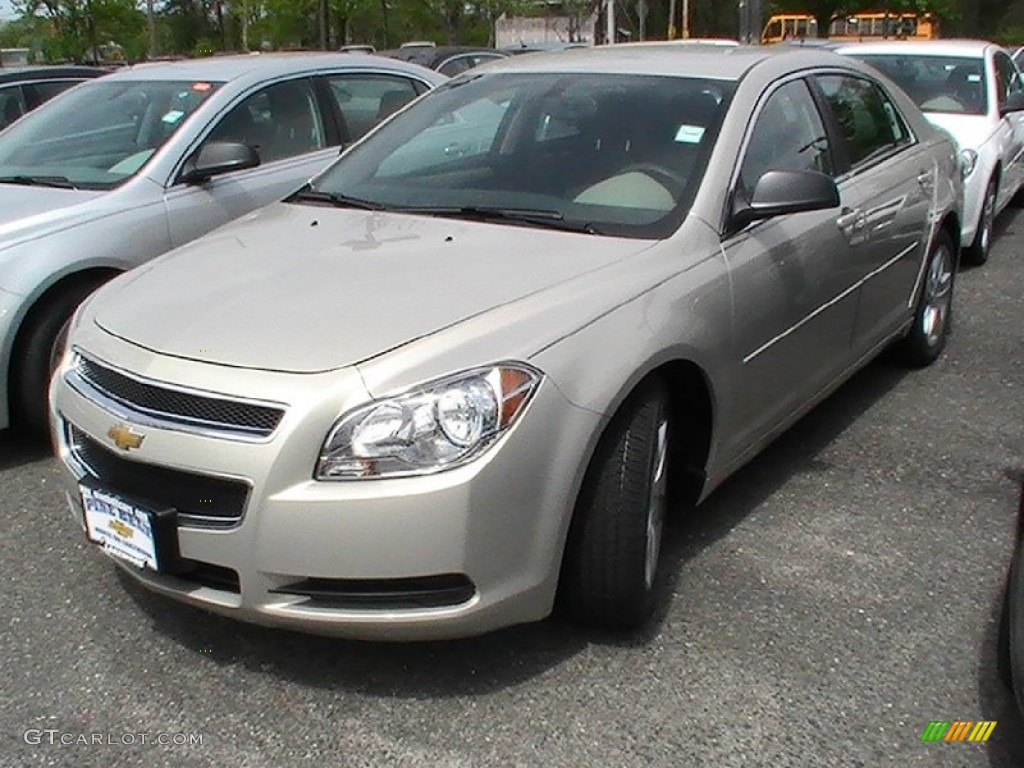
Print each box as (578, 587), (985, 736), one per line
(3, 267), (120, 427)
(552, 356), (716, 608)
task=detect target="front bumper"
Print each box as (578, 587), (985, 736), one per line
(50, 334), (601, 641)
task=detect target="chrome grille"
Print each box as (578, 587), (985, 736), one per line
(70, 353), (285, 439)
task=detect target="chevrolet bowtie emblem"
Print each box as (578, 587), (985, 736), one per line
(107, 423), (145, 451)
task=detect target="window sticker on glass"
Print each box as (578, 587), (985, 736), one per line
(162, 109), (185, 124)
(674, 124), (705, 143)
(967, 74), (982, 83)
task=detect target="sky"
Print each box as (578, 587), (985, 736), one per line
(0, 0), (14, 22)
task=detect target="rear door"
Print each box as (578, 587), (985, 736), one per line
(720, 76), (859, 453)
(812, 72), (931, 353)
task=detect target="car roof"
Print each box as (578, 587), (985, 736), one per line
(377, 46), (506, 66)
(0, 65), (107, 83)
(470, 42), (852, 80)
(98, 52), (436, 82)
(832, 39), (995, 57)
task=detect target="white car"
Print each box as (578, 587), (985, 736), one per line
(836, 40), (1024, 265)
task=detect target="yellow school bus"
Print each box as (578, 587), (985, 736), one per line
(761, 11), (940, 45)
(760, 14), (818, 45)
(828, 12), (940, 40)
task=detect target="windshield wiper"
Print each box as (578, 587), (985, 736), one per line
(287, 188), (386, 211)
(0, 174), (78, 190)
(400, 205), (600, 234)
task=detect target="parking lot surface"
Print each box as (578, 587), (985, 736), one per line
(1, 213), (1023, 767)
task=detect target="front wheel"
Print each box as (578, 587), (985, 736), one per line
(559, 379), (670, 629)
(964, 177), (997, 265)
(892, 232), (955, 368)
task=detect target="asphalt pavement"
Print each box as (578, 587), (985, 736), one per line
(1, 212), (1023, 767)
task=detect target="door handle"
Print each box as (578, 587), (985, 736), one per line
(836, 208), (865, 230)
(917, 171), (933, 186)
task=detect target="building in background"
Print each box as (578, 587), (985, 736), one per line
(496, 1), (598, 48)
(0, 48), (30, 67)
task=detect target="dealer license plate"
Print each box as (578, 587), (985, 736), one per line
(81, 485), (159, 571)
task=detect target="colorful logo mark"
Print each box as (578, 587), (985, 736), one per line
(921, 721), (997, 742)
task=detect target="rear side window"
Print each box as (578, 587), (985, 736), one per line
(815, 75), (909, 168)
(324, 74), (421, 141)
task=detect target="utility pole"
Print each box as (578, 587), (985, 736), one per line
(682, 0), (690, 38)
(319, 0), (329, 49)
(668, 0), (677, 38)
(605, 0), (615, 44)
(146, 0), (156, 58)
(242, 0), (249, 50)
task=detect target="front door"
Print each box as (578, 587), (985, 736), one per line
(164, 77), (339, 248)
(720, 77), (860, 457)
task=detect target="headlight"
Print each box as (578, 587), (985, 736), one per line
(959, 148), (978, 179)
(316, 363), (542, 479)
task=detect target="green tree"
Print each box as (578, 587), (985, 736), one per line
(13, 0), (146, 61)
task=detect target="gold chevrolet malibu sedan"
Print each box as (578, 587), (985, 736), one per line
(50, 44), (962, 640)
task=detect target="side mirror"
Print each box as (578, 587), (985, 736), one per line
(731, 169), (840, 231)
(180, 141), (260, 184)
(1001, 90), (1024, 115)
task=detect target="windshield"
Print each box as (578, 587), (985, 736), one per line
(857, 54), (989, 115)
(0, 79), (221, 190)
(302, 73), (733, 239)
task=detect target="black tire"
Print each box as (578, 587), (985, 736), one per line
(10, 280), (106, 440)
(1008, 542), (1024, 712)
(1008, 486), (1024, 712)
(559, 379), (671, 629)
(998, 576), (1013, 689)
(892, 231), (955, 368)
(963, 177), (997, 265)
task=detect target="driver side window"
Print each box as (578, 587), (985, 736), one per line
(739, 79), (833, 198)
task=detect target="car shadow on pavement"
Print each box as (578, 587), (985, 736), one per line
(123, 358), (911, 693)
(0, 428), (52, 471)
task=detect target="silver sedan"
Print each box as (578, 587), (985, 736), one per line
(0, 53), (446, 437)
(51, 45), (962, 640)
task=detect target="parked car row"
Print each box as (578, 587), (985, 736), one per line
(0, 43), (1019, 718)
(832, 39), (1024, 265)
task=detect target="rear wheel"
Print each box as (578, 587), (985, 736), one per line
(892, 232), (954, 368)
(560, 380), (670, 629)
(10, 280), (106, 440)
(964, 177), (997, 265)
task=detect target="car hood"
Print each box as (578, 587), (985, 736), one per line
(923, 112), (996, 150)
(0, 184), (107, 240)
(94, 202), (654, 373)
